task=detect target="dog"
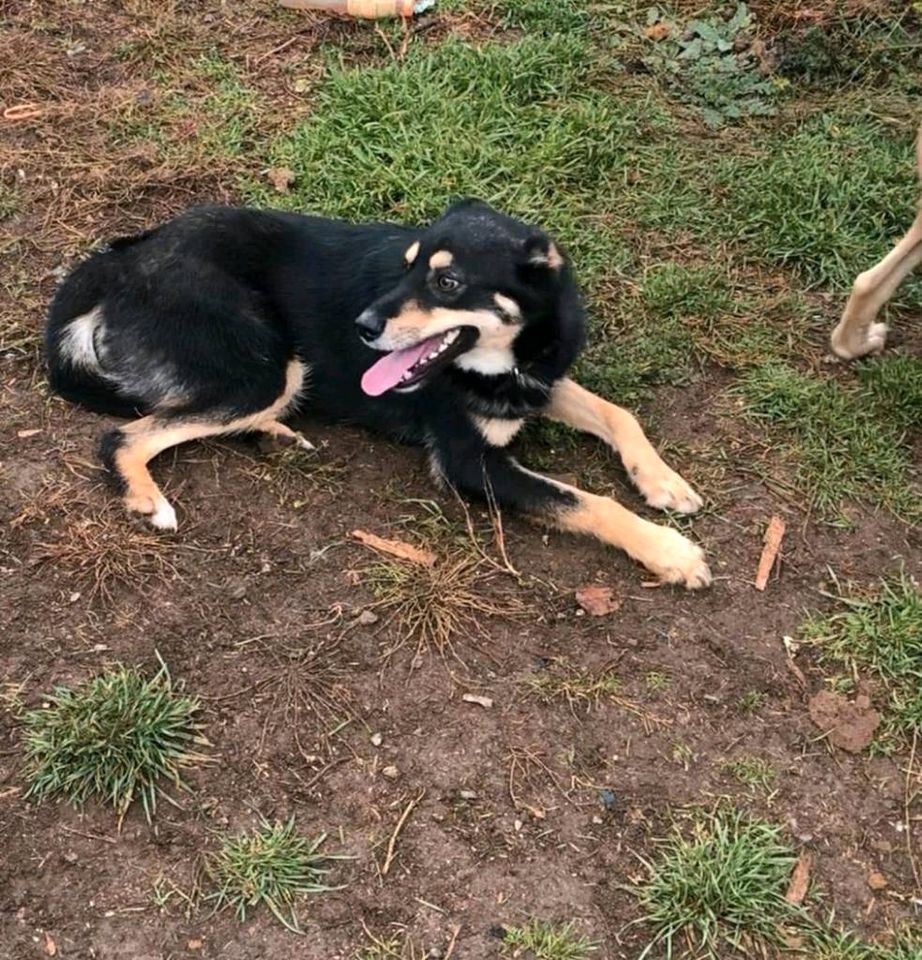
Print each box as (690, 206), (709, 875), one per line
(45, 200), (711, 589)
(831, 126), (922, 359)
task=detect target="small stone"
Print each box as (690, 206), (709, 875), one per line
(591, 815), (603, 825)
(459, 789), (478, 800)
(370, 732), (383, 747)
(358, 609), (379, 625)
(599, 788), (618, 811)
(428, 949), (444, 959)
(187, 939), (203, 951)
(68, 592), (80, 603)
(62, 851), (78, 865)
(867, 871), (887, 891)
(513, 818), (523, 832)
(382, 765), (399, 779)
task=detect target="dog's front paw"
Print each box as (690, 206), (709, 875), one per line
(830, 320), (888, 360)
(631, 461), (703, 515)
(634, 523), (711, 589)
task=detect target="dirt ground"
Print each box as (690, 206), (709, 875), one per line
(1, 2), (920, 959)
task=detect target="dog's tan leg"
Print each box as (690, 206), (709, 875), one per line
(103, 418), (230, 530)
(551, 483), (711, 588)
(831, 210), (922, 359)
(101, 360), (310, 529)
(258, 420), (316, 451)
(544, 378), (703, 514)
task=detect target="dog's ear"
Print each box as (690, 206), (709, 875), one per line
(522, 232), (564, 271)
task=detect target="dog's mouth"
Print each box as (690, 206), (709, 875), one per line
(361, 326), (478, 396)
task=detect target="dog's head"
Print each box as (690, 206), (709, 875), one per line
(358, 199), (569, 396)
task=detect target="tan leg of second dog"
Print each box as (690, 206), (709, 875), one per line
(831, 210), (922, 359)
(545, 378), (703, 513)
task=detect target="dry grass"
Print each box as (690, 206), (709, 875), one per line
(17, 479), (182, 603)
(366, 551), (525, 659)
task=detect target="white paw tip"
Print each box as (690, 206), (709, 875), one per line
(150, 501), (178, 531)
(298, 437), (316, 451)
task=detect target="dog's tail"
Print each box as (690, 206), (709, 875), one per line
(45, 238), (150, 418)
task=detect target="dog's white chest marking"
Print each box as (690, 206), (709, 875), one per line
(473, 415), (524, 447)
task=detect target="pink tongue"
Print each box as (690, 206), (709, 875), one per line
(361, 333), (445, 397)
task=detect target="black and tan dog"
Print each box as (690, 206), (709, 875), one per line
(45, 200), (711, 588)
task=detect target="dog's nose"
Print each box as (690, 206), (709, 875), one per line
(355, 309), (385, 344)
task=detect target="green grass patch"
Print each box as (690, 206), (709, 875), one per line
(22, 659), (206, 822)
(738, 359), (922, 521)
(800, 573), (922, 749)
(632, 806), (798, 959)
(204, 817), (343, 932)
(502, 919), (599, 960)
(721, 755), (776, 790)
(523, 660), (625, 712)
(807, 925), (922, 960)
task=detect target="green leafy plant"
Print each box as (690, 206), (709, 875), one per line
(205, 818), (344, 932)
(644, 4), (781, 127)
(22, 658), (207, 822)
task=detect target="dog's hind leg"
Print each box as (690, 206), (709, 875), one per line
(831, 209), (922, 359)
(544, 378), (703, 514)
(101, 359), (309, 529)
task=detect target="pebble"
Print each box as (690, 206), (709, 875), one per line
(459, 789), (478, 800)
(382, 765), (399, 779)
(867, 871), (888, 891)
(62, 851), (78, 865)
(370, 732), (383, 747)
(357, 609), (379, 625)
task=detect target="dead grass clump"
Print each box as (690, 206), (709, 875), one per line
(367, 552), (525, 659)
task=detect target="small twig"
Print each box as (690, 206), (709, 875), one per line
(381, 790), (424, 876)
(60, 825), (117, 844)
(3, 102), (42, 122)
(374, 24), (398, 60)
(444, 924), (461, 959)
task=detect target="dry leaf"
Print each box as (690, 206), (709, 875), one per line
(867, 870), (887, 891)
(755, 515), (786, 590)
(462, 693), (493, 709)
(267, 166), (295, 193)
(44, 933), (57, 957)
(575, 585), (622, 616)
(17, 428), (42, 438)
(351, 529), (436, 567)
(785, 850), (812, 904)
(645, 22), (672, 41)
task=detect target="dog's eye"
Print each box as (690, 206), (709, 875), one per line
(436, 275), (460, 292)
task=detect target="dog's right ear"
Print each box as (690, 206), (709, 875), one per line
(522, 232), (565, 271)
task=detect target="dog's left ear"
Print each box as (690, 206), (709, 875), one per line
(523, 232), (564, 271)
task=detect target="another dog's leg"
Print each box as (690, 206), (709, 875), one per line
(100, 417), (230, 530)
(258, 420), (315, 451)
(437, 442), (710, 588)
(544, 378), (703, 514)
(831, 210), (922, 359)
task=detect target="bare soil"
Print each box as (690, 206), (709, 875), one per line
(1, 3), (919, 959)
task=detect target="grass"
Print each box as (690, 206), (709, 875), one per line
(800, 573), (922, 748)
(523, 660), (625, 713)
(204, 817), (342, 933)
(737, 690), (765, 714)
(737, 360), (922, 521)
(632, 806), (799, 959)
(22, 658), (206, 822)
(807, 925), (922, 960)
(721, 755), (776, 790)
(501, 919), (599, 960)
(356, 933), (424, 959)
(366, 552), (524, 657)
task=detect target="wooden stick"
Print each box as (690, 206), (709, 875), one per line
(381, 790), (424, 876)
(755, 515), (786, 591)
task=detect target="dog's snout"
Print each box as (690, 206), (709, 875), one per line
(355, 308), (385, 344)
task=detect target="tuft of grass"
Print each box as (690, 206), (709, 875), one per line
(738, 361), (921, 521)
(800, 573), (922, 748)
(502, 919), (599, 960)
(722, 755), (776, 790)
(807, 924), (922, 960)
(857, 353), (922, 432)
(367, 552), (524, 657)
(737, 690), (765, 713)
(523, 659), (623, 713)
(204, 817), (343, 933)
(645, 672), (672, 691)
(632, 806), (799, 959)
(22, 658), (206, 822)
